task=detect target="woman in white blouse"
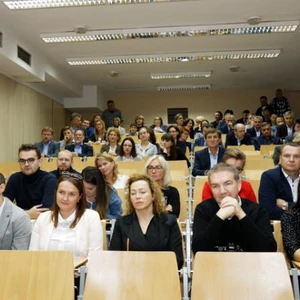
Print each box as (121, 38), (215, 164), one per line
(29, 172), (103, 260)
(135, 127), (158, 157)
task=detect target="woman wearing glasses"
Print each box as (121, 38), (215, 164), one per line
(110, 174), (183, 269)
(29, 172), (103, 259)
(145, 155), (180, 218)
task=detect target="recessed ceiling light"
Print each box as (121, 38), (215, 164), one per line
(150, 72), (212, 79)
(66, 50), (281, 65)
(40, 21), (299, 43)
(157, 85), (211, 91)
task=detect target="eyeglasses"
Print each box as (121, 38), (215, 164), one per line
(61, 171), (83, 181)
(147, 166), (163, 171)
(18, 158), (36, 165)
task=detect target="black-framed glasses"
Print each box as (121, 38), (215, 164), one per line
(61, 171), (83, 181)
(147, 166), (163, 171)
(18, 158), (36, 165)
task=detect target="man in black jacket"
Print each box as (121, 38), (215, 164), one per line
(225, 124), (252, 148)
(192, 163), (276, 254)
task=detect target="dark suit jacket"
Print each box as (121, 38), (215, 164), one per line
(246, 127), (261, 138)
(252, 136), (283, 151)
(110, 212), (183, 269)
(225, 132), (252, 148)
(34, 141), (59, 157)
(219, 123), (232, 134)
(100, 144), (121, 155)
(276, 124), (294, 139)
(65, 144), (93, 157)
(259, 167), (294, 220)
(192, 147), (225, 176)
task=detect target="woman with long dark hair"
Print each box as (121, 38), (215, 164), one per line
(115, 137), (142, 161)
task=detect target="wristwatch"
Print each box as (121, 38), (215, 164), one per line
(282, 202), (288, 211)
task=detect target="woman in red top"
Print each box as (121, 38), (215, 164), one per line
(201, 148), (257, 203)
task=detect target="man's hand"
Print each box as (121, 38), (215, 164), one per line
(166, 204), (173, 212)
(27, 204), (49, 219)
(276, 198), (288, 210)
(217, 196), (246, 220)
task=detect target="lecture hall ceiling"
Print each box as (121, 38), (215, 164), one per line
(0, 0), (300, 99)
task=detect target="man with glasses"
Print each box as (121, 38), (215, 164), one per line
(50, 150), (80, 179)
(4, 144), (57, 219)
(192, 163), (276, 253)
(201, 148), (257, 202)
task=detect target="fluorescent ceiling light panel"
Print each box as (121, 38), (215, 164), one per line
(3, 0), (177, 9)
(40, 21), (299, 43)
(150, 72), (212, 79)
(157, 85), (211, 91)
(66, 50), (281, 65)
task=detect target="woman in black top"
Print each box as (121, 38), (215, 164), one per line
(144, 155), (181, 218)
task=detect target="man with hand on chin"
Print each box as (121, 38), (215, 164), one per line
(192, 163), (276, 254)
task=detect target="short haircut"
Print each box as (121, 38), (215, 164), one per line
(18, 144), (41, 159)
(208, 163), (240, 184)
(222, 148), (246, 169)
(242, 110), (250, 114)
(71, 112), (81, 121)
(0, 173), (5, 185)
(295, 119), (300, 125)
(204, 128), (221, 139)
(74, 128), (85, 136)
(63, 126), (71, 133)
(260, 96), (267, 100)
(174, 113), (183, 121)
(107, 100), (114, 104)
(283, 111), (294, 117)
(280, 142), (300, 154)
(234, 123), (245, 130)
(261, 122), (271, 128)
(253, 115), (263, 121)
(130, 123), (137, 128)
(215, 111), (223, 119)
(41, 126), (54, 134)
(58, 150), (73, 161)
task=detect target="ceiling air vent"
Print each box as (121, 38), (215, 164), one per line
(17, 46), (31, 66)
(157, 85), (211, 92)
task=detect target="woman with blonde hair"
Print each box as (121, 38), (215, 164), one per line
(100, 128), (121, 157)
(145, 155), (181, 217)
(95, 153), (128, 189)
(88, 119), (106, 143)
(110, 174), (183, 269)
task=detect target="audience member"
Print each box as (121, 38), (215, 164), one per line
(135, 127), (158, 157)
(281, 183), (300, 262)
(147, 127), (160, 152)
(236, 110), (250, 125)
(194, 124), (215, 146)
(135, 115), (145, 131)
(145, 155), (180, 218)
(276, 111), (295, 139)
(66, 129), (93, 157)
(4, 144), (57, 219)
(109, 117), (126, 136)
(88, 119), (106, 143)
(253, 122), (283, 151)
(81, 119), (90, 130)
(262, 106), (272, 124)
(50, 150), (80, 179)
(102, 100), (123, 129)
(183, 118), (195, 139)
(259, 143), (300, 220)
(174, 113), (184, 128)
(149, 116), (168, 133)
(176, 127), (192, 154)
(167, 125), (180, 143)
(202, 149), (257, 202)
(158, 133), (190, 167)
(34, 126), (59, 157)
(59, 126), (75, 150)
(96, 153), (129, 189)
(194, 119), (210, 139)
(285, 119), (300, 142)
(87, 114), (102, 139)
(29, 173), (103, 259)
(255, 96), (272, 117)
(225, 124), (252, 148)
(192, 128), (225, 176)
(245, 113), (255, 130)
(110, 174), (183, 269)
(82, 167), (122, 219)
(115, 137), (142, 161)
(210, 111), (223, 128)
(0, 173), (32, 250)
(127, 123), (138, 136)
(192, 163), (276, 253)
(271, 88), (291, 116)
(100, 128), (121, 157)
(219, 114), (235, 134)
(246, 115), (263, 138)
(59, 112), (82, 140)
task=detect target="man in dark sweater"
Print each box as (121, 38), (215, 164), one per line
(50, 150), (80, 179)
(4, 144), (57, 219)
(192, 163), (276, 254)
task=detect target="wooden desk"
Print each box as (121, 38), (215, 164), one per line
(191, 252), (294, 300)
(84, 251), (181, 300)
(74, 257), (88, 268)
(0, 251), (74, 300)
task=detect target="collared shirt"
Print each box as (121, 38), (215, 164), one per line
(48, 210), (78, 257)
(0, 198), (6, 218)
(235, 136), (242, 146)
(256, 130), (261, 137)
(87, 200), (96, 210)
(282, 168), (300, 202)
(287, 126), (293, 136)
(42, 143), (49, 156)
(208, 148), (219, 169)
(74, 144), (82, 155)
(136, 142), (158, 157)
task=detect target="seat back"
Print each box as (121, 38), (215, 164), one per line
(0, 251), (74, 300)
(191, 252), (294, 300)
(84, 251), (181, 300)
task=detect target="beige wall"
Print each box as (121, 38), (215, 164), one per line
(0, 73), (67, 162)
(106, 90), (300, 128)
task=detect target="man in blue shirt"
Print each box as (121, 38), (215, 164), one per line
(34, 126), (59, 157)
(102, 100), (123, 129)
